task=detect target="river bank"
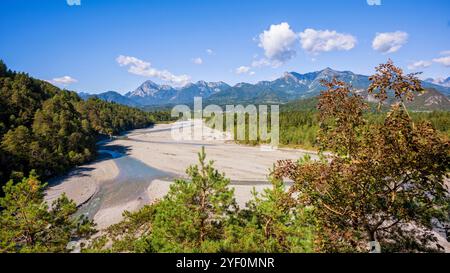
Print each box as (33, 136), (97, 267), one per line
(45, 159), (119, 208)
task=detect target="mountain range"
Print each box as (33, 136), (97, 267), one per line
(79, 68), (450, 111)
(78, 91), (141, 107)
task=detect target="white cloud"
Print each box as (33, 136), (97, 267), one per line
(116, 55), (191, 86)
(235, 66), (251, 74)
(249, 71), (256, 76)
(251, 58), (272, 68)
(433, 56), (450, 67)
(367, 0), (381, 5)
(407, 60), (432, 70)
(299, 28), (356, 54)
(51, 76), (78, 85)
(372, 31), (408, 54)
(192, 57), (203, 65)
(255, 24), (356, 66)
(258, 22), (298, 65)
(206, 49), (214, 55)
(439, 50), (450, 56)
(66, 0), (81, 6)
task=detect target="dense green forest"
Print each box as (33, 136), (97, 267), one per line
(0, 61), (156, 189)
(146, 110), (178, 123)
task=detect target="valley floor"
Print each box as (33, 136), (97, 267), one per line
(45, 120), (314, 229)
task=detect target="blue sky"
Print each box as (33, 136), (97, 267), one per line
(1, 0), (449, 94)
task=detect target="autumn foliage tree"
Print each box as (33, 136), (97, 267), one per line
(273, 60), (450, 252)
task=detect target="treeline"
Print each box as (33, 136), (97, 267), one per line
(0, 61), (155, 187)
(283, 110), (450, 149)
(146, 110), (178, 123)
(217, 110), (450, 150)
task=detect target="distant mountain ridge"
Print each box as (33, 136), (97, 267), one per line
(79, 91), (141, 107)
(404, 88), (450, 111)
(205, 68), (373, 105)
(425, 77), (450, 88)
(79, 68), (450, 111)
(124, 80), (231, 105)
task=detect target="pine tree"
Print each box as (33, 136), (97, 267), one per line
(0, 60), (7, 77)
(222, 178), (316, 253)
(149, 147), (237, 252)
(0, 172), (96, 253)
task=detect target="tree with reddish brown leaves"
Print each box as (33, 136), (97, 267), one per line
(273, 60), (450, 253)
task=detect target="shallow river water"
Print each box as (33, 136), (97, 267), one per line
(76, 150), (171, 219)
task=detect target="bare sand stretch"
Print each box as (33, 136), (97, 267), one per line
(120, 121), (315, 184)
(45, 159), (119, 207)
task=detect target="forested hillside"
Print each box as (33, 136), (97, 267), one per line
(0, 61), (155, 189)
